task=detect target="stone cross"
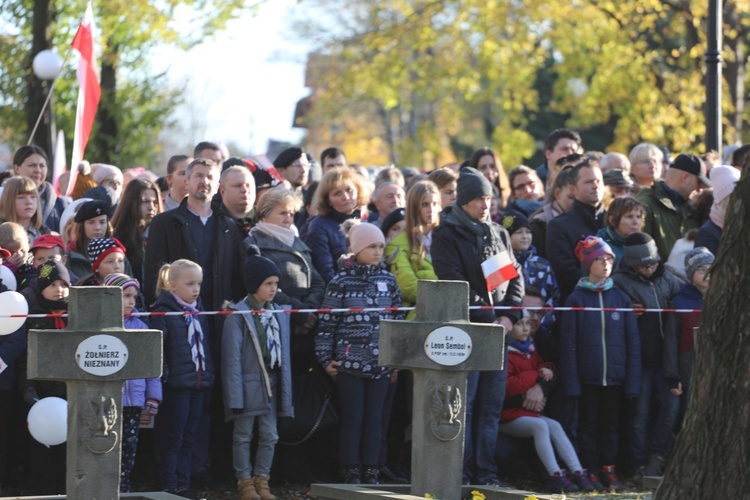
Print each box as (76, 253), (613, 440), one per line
(379, 280), (505, 500)
(27, 287), (162, 500)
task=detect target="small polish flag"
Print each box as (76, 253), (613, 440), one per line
(481, 252), (519, 292)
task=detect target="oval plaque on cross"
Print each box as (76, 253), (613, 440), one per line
(75, 335), (129, 376)
(424, 326), (472, 366)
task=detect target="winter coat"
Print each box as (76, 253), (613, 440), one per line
(528, 202), (564, 261)
(244, 227), (325, 326)
(637, 181), (700, 261)
(612, 264), (681, 369)
(0, 282), (27, 391)
(432, 205), (524, 325)
(501, 347), (554, 422)
(663, 284), (703, 385)
(67, 249), (91, 281)
(559, 284), (641, 398)
(515, 246), (559, 308)
(597, 227), (626, 270)
(546, 199), (606, 303)
(221, 298), (293, 421)
(122, 314), (162, 407)
(143, 198), (244, 311)
(315, 257), (404, 378)
(150, 291), (214, 391)
(694, 219), (722, 256)
(300, 210), (359, 283)
(20, 303), (68, 402)
(384, 230), (438, 320)
(38, 181), (69, 233)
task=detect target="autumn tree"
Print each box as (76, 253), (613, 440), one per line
(0, 0), (255, 168)
(655, 170), (749, 498)
(297, 0), (750, 167)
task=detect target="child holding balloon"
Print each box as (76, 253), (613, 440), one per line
(19, 259), (71, 495)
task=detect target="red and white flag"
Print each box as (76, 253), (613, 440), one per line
(67, 3), (101, 196)
(52, 129), (66, 194)
(481, 251), (519, 292)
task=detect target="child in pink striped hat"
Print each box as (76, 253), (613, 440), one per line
(559, 235), (641, 492)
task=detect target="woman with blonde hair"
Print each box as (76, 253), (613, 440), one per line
(628, 143), (663, 189)
(384, 180), (441, 320)
(0, 176), (50, 244)
(300, 167), (369, 283)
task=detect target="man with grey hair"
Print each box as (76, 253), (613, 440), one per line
(369, 181), (405, 227)
(599, 152), (631, 174)
(219, 165), (255, 234)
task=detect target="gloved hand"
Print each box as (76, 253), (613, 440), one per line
(24, 386), (39, 406)
(145, 399), (160, 416)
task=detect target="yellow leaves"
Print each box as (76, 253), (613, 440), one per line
(471, 491), (486, 500)
(524, 496), (539, 500)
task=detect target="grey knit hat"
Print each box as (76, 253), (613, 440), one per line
(456, 167), (494, 207)
(621, 232), (660, 268)
(685, 247), (714, 280)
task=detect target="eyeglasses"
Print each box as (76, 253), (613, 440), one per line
(513, 180), (536, 192)
(527, 310), (544, 318)
(593, 255), (615, 265)
(555, 153), (584, 167)
(634, 262), (658, 272)
(290, 162), (308, 168)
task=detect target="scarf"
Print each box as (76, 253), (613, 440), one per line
(709, 200), (725, 229)
(36, 296), (68, 329)
(258, 307), (282, 369)
(254, 221), (296, 247)
(509, 336), (535, 356)
(576, 277), (614, 292)
(450, 204), (503, 261)
(171, 292), (206, 373)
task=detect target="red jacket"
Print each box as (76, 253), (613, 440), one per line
(500, 347), (554, 423)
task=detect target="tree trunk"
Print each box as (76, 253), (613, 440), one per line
(25, 0), (54, 154)
(93, 42), (119, 164)
(655, 171), (750, 498)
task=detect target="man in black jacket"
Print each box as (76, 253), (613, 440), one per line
(432, 167), (524, 487)
(144, 157), (244, 485)
(547, 160), (606, 304)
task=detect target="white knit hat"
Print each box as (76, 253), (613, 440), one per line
(92, 163), (123, 186)
(709, 165), (740, 205)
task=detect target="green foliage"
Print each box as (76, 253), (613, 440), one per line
(0, 0), (254, 168)
(298, 0), (750, 168)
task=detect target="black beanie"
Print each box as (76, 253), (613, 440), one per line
(381, 208), (405, 237)
(499, 209), (531, 236)
(621, 232), (660, 268)
(273, 147), (304, 169)
(243, 245), (281, 295)
(456, 167), (494, 207)
(37, 259), (71, 293)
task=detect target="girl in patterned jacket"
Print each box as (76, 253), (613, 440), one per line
(315, 220), (404, 485)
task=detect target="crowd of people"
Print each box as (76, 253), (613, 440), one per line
(0, 132), (743, 498)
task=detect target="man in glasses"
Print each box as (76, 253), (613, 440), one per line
(273, 147), (310, 193)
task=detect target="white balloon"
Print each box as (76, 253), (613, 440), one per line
(1, 266), (16, 291)
(28, 397), (68, 447)
(0, 291), (28, 335)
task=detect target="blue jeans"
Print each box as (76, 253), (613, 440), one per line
(337, 372), (390, 466)
(629, 367), (680, 467)
(232, 371), (279, 480)
(463, 348), (507, 482)
(157, 388), (206, 490)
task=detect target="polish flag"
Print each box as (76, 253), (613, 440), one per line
(52, 129), (66, 194)
(481, 251), (519, 292)
(67, 3), (101, 196)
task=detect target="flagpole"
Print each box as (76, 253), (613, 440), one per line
(27, 45), (75, 147)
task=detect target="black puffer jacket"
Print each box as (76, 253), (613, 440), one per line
(546, 199), (606, 303)
(612, 263), (681, 369)
(432, 205), (524, 325)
